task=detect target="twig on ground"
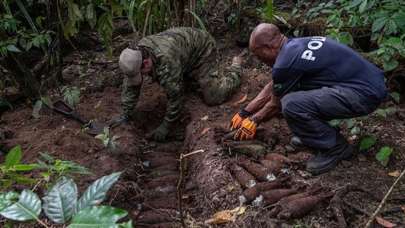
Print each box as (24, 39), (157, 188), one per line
(177, 149), (204, 228)
(365, 168), (405, 228)
(182, 149), (204, 158)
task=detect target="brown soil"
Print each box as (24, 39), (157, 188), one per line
(1, 35), (405, 228)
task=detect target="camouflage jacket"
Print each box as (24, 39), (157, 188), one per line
(122, 27), (216, 123)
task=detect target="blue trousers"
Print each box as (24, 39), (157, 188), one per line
(281, 86), (381, 150)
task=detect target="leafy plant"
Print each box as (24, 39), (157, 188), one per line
(37, 152), (91, 182)
(374, 107), (397, 118)
(328, 118), (363, 136)
(0, 146), (40, 191)
(259, 0), (290, 27)
(376, 146), (393, 167)
(95, 127), (119, 151)
(359, 135), (377, 151)
(62, 86), (80, 107)
(0, 172), (132, 227)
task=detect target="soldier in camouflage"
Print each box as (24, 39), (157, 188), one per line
(118, 27), (242, 141)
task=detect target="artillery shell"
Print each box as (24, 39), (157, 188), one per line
(262, 188), (298, 206)
(259, 159), (283, 173)
(238, 158), (274, 181)
(277, 193), (330, 219)
(264, 153), (291, 164)
(230, 164), (257, 189)
(241, 179), (286, 203)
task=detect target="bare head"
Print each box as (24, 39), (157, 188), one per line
(249, 23), (287, 66)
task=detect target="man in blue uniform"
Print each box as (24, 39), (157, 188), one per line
(230, 23), (387, 175)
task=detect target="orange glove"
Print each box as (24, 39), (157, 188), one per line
(230, 109), (251, 130)
(230, 113), (244, 130)
(234, 118), (257, 140)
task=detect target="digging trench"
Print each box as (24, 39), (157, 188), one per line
(122, 113), (324, 227)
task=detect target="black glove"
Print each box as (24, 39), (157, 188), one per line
(148, 121), (171, 142)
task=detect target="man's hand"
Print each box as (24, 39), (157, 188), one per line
(230, 109), (251, 130)
(149, 121), (170, 142)
(234, 118), (257, 140)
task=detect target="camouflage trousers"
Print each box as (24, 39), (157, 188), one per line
(188, 39), (241, 105)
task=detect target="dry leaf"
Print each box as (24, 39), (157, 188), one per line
(233, 94), (248, 106)
(204, 206), (246, 224)
(201, 115), (209, 121)
(200, 127), (210, 136)
(94, 100), (102, 109)
(376, 216), (397, 228)
(388, 170), (400, 177)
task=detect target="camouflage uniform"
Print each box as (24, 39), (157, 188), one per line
(122, 27), (241, 124)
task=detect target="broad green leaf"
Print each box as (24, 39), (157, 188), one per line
(68, 206), (128, 228)
(329, 119), (342, 127)
(383, 59), (399, 72)
(5, 146), (22, 167)
(43, 177), (78, 223)
(359, 0), (368, 13)
(0, 190), (41, 221)
(359, 135), (376, 151)
(376, 146), (393, 167)
(12, 164), (39, 171)
(0, 192), (19, 211)
(76, 172), (121, 212)
(390, 92), (400, 103)
(372, 17), (387, 33)
(6, 45), (20, 53)
(12, 174), (38, 185)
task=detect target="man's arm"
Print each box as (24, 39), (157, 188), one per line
(121, 75), (143, 119)
(150, 59), (184, 141)
(244, 81), (273, 114)
(251, 94), (281, 124)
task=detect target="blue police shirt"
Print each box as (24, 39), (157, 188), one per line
(271, 37), (387, 100)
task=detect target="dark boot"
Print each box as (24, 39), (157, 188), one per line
(306, 140), (353, 175)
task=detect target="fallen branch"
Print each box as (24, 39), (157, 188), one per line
(365, 168), (405, 228)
